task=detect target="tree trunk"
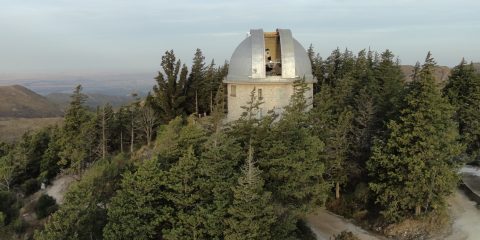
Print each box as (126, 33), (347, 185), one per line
(415, 205), (421, 216)
(195, 90), (199, 114)
(130, 116), (134, 154)
(120, 131), (123, 153)
(335, 182), (340, 199)
(102, 108), (106, 159)
(210, 90), (213, 114)
(147, 131), (151, 146)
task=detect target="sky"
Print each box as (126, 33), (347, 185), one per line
(1, 0), (479, 79)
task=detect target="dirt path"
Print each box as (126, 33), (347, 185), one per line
(441, 190), (480, 240)
(306, 209), (385, 240)
(45, 174), (75, 204)
(307, 190), (480, 240)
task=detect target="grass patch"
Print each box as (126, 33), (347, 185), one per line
(0, 117), (63, 143)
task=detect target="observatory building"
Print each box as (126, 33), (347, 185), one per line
(224, 29), (316, 121)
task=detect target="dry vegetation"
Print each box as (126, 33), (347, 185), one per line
(0, 117), (63, 143)
(0, 85), (62, 118)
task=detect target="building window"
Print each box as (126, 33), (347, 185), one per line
(230, 85), (236, 97)
(258, 88), (263, 100)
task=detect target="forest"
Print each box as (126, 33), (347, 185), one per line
(1, 46), (479, 240)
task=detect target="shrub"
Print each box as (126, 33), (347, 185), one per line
(12, 217), (27, 234)
(22, 178), (40, 196)
(35, 194), (57, 219)
(333, 231), (360, 240)
(0, 211), (5, 226)
(295, 220), (316, 240)
(0, 190), (19, 225)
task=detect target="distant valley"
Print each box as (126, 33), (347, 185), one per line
(0, 84), (135, 142)
(45, 92), (134, 110)
(0, 72), (155, 96)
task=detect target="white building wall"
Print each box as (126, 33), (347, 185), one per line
(226, 82), (313, 122)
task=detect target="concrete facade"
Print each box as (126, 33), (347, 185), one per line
(225, 82), (314, 122)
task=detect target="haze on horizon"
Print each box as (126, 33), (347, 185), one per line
(1, 0), (479, 80)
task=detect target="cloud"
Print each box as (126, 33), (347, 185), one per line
(0, 0), (479, 76)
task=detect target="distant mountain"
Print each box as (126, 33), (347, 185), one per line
(400, 65), (451, 83)
(46, 92), (134, 110)
(0, 85), (62, 118)
(0, 73), (155, 96)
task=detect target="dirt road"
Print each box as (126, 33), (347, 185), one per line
(307, 209), (384, 240)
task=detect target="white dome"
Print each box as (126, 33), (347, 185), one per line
(225, 29), (315, 83)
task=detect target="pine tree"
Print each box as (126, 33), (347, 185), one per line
(151, 50), (188, 123)
(367, 52), (463, 222)
(137, 95), (158, 146)
(324, 108), (354, 199)
(154, 117), (207, 170)
(311, 83), (355, 200)
(211, 84), (226, 133)
(443, 60), (480, 162)
(36, 160), (128, 240)
(112, 105), (131, 153)
(186, 49), (207, 114)
(224, 145), (277, 240)
(204, 60), (217, 114)
(350, 87), (376, 171)
(163, 146), (205, 240)
(39, 126), (62, 182)
(197, 132), (243, 238)
(259, 80), (327, 212)
(97, 103), (114, 160)
(373, 50), (405, 124)
(58, 85), (95, 175)
(103, 159), (168, 240)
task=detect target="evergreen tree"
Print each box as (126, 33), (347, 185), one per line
(259, 80), (327, 212)
(203, 60), (218, 114)
(367, 52), (463, 222)
(137, 96), (158, 146)
(224, 145), (277, 240)
(163, 146), (205, 240)
(306, 44), (325, 93)
(311, 83), (355, 200)
(97, 103), (114, 160)
(103, 158), (168, 240)
(58, 85), (95, 175)
(211, 84), (226, 133)
(324, 109), (354, 199)
(196, 131), (243, 238)
(186, 49), (207, 114)
(112, 105), (131, 153)
(154, 117), (207, 170)
(373, 50), (405, 125)
(151, 50), (188, 123)
(39, 126), (62, 182)
(443, 60), (480, 162)
(350, 87), (376, 172)
(36, 158), (128, 240)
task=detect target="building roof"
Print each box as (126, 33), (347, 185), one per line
(225, 29), (315, 83)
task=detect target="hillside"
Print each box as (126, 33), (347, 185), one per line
(45, 92), (134, 110)
(0, 85), (62, 118)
